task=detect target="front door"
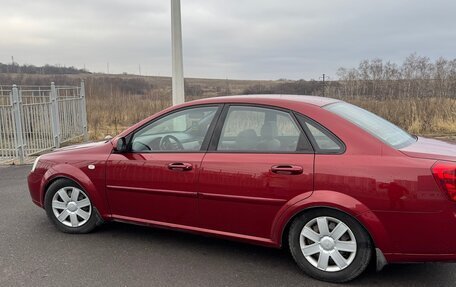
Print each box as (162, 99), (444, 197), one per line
(197, 105), (315, 239)
(106, 105), (220, 226)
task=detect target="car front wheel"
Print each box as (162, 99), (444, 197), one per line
(44, 179), (100, 233)
(288, 208), (372, 283)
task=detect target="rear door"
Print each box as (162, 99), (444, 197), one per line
(197, 105), (315, 239)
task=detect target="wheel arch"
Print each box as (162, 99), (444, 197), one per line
(40, 164), (110, 218)
(279, 206), (374, 250)
(271, 190), (393, 253)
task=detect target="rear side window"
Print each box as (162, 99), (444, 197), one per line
(296, 115), (344, 153)
(324, 102), (415, 149)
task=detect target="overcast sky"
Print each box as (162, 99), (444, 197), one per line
(1, 0), (455, 80)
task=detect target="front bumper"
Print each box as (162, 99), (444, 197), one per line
(27, 170), (44, 208)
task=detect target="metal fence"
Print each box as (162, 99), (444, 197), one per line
(0, 82), (87, 164)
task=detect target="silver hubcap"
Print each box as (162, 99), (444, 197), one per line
(299, 216), (357, 272)
(51, 187), (92, 227)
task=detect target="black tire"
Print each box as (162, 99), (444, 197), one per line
(44, 178), (101, 234)
(288, 208), (372, 283)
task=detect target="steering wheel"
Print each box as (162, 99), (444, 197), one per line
(159, 135), (184, 151)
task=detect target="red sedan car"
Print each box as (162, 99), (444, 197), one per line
(28, 95), (456, 282)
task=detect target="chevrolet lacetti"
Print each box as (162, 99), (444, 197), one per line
(28, 95), (456, 282)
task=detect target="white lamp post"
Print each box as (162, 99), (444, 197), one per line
(171, 0), (185, 105)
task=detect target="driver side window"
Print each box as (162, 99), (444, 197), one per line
(131, 106), (218, 152)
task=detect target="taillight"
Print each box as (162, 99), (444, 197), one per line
(432, 161), (456, 201)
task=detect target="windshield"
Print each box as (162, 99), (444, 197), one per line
(324, 102), (416, 149)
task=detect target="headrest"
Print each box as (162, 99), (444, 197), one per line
(235, 129), (258, 148)
(237, 129), (257, 139)
(260, 121), (278, 139)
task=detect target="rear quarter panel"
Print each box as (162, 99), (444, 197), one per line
(274, 103), (455, 257)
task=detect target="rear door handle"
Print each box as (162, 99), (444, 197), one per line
(168, 162), (193, 171)
(271, 165), (303, 175)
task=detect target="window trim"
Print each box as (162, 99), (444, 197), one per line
(125, 104), (223, 154)
(294, 112), (346, 155)
(207, 103), (314, 154)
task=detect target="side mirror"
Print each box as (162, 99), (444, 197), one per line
(115, 137), (128, 153)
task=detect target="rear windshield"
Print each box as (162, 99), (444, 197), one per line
(324, 102), (416, 149)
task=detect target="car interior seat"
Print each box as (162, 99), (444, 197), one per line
(257, 121), (281, 151)
(235, 129), (258, 150)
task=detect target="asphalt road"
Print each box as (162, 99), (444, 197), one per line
(1, 165), (456, 287)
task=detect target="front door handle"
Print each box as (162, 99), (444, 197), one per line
(271, 165), (303, 175)
(168, 162), (193, 171)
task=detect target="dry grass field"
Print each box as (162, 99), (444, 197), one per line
(1, 55), (455, 140)
(0, 73), (284, 139)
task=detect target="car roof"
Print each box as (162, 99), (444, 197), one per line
(188, 94), (341, 107)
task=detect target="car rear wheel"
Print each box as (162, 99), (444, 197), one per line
(44, 179), (100, 233)
(288, 208), (372, 283)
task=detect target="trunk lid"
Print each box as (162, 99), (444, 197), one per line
(400, 137), (456, 162)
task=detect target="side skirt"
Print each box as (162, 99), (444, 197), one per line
(111, 214), (278, 248)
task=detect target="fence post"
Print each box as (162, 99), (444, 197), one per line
(80, 80), (88, 141)
(11, 85), (25, 164)
(50, 82), (61, 148)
